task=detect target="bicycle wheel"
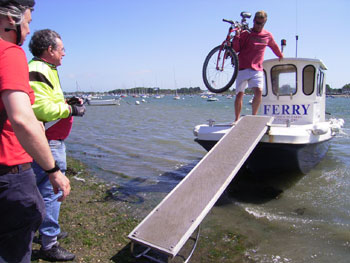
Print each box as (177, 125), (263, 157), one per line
(202, 45), (239, 93)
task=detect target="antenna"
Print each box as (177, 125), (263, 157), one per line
(295, 0), (299, 57)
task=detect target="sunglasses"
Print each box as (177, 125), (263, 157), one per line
(254, 20), (265, 26)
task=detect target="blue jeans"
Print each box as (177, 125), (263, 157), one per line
(0, 167), (45, 263)
(32, 140), (66, 241)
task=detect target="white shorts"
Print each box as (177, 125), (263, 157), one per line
(235, 69), (264, 93)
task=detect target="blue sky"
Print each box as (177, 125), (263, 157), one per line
(22, 0), (349, 92)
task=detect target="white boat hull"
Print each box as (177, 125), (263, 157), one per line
(193, 120), (340, 174)
(87, 99), (119, 106)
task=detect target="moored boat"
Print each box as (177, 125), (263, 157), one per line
(207, 96), (219, 102)
(86, 98), (120, 106)
(193, 58), (344, 174)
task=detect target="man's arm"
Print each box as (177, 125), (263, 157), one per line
(30, 81), (71, 122)
(232, 29), (243, 53)
(268, 35), (283, 59)
(232, 29), (250, 53)
(1, 90), (70, 201)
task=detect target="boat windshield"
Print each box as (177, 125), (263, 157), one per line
(271, 64), (297, 96)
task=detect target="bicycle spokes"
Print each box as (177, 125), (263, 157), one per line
(202, 46), (239, 93)
(202, 15), (250, 93)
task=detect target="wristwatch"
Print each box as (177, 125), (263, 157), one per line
(45, 161), (61, 174)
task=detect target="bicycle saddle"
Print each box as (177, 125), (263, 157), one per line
(240, 12), (251, 19)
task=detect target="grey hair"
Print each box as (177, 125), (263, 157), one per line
(29, 29), (62, 57)
(0, 4), (30, 24)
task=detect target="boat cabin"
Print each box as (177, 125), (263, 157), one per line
(261, 58), (327, 125)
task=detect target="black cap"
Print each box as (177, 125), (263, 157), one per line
(0, 0), (35, 7)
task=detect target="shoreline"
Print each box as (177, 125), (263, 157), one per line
(31, 156), (253, 263)
(326, 94), (350, 97)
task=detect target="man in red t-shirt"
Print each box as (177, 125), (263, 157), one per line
(0, 1), (71, 262)
(232, 10), (283, 121)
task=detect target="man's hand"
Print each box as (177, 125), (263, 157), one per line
(235, 28), (241, 37)
(71, 104), (86, 117)
(66, 96), (83, 106)
(48, 170), (71, 201)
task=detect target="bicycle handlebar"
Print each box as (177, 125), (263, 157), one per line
(222, 19), (234, 25)
(222, 17), (251, 32)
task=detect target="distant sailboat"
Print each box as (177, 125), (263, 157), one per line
(173, 90), (180, 100)
(173, 69), (180, 100)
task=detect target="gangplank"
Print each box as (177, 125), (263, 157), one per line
(128, 115), (273, 262)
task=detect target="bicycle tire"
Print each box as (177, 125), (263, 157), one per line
(202, 45), (239, 93)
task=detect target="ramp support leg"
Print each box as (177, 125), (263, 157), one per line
(183, 225), (200, 263)
(130, 225), (201, 263)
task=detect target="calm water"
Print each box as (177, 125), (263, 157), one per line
(66, 95), (350, 263)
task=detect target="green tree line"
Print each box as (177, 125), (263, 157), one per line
(326, 83), (350, 94)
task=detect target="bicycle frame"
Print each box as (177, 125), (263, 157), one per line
(216, 14), (251, 71)
(202, 13), (251, 93)
(216, 24), (239, 71)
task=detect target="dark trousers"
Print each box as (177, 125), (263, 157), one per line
(0, 168), (45, 263)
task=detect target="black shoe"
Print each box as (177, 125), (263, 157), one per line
(38, 243), (75, 262)
(34, 231), (69, 245)
(57, 231), (69, 240)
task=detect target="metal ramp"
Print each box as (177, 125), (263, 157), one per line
(128, 115), (273, 262)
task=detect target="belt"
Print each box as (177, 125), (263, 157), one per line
(0, 163), (32, 176)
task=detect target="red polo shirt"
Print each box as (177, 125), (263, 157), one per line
(233, 29), (283, 71)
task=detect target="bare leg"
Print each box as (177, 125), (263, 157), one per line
(234, 92), (244, 121)
(252, 87), (262, 115)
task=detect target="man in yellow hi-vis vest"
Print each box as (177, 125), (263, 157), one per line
(28, 29), (85, 262)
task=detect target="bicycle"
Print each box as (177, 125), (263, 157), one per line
(202, 12), (251, 93)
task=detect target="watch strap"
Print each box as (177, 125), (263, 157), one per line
(45, 161), (60, 174)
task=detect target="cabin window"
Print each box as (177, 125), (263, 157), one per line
(271, 64), (297, 96)
(262, 69), (267, 96)
(303, 65), (315, 95)
(317, 69), (325, 96)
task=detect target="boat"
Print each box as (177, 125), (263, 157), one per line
(200, 91), (215, 99)
(173, 90), (181, 100)
(86, 98), (120, 106)
(193, 58), (344, 174)
(207, 96), (219, 102)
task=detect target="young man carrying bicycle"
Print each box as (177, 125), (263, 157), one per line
(232, 10), (283, 121)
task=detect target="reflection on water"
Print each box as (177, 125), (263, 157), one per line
(226, 168), (303, 204)
(66, 96), (350, 263)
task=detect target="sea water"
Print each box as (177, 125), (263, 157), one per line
(66, 95), (350, 263)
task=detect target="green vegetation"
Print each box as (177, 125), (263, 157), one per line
(326, 83), (350, 95)
(63, 82), (350, 97)
(31, 157), (252, 262)
(64, 87), (204, 96)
